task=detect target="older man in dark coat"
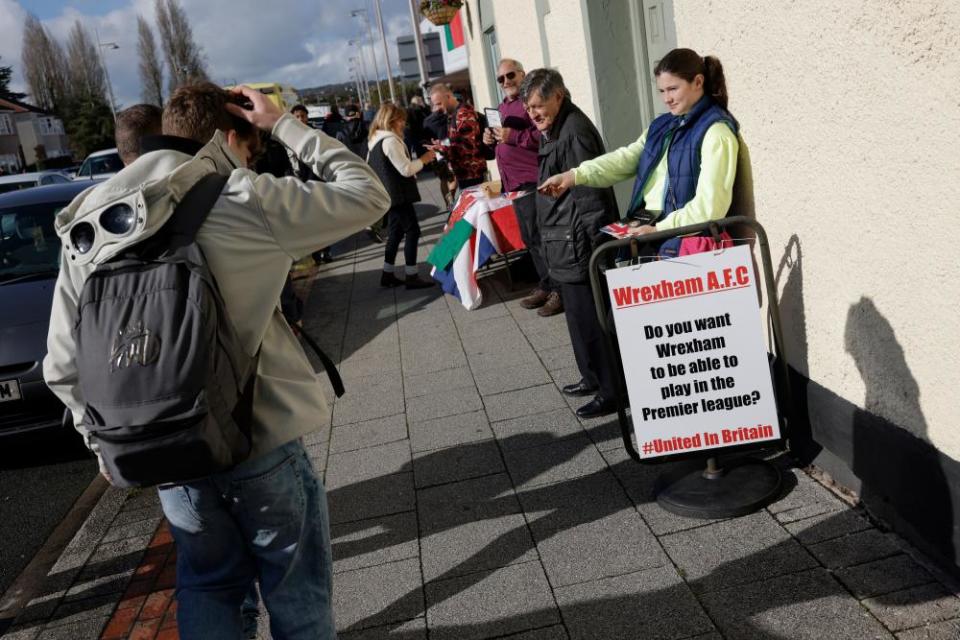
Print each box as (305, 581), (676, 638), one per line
(522, 68), (620, 418)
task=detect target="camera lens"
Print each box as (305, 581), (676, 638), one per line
(70, 221), (95, 254)
(99, 203), (136, 235)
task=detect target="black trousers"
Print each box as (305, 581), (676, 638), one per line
(457, 177), (485, 190)
(384, 203), (421, 267)
(512, 189), (556, 292)
(560, 281), (618, 401)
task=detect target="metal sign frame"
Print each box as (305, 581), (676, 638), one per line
(588, 216), (793, 466)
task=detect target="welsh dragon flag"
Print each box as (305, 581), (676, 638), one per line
(427, 189), (526, 310)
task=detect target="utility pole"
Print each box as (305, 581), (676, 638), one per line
(373, 0), (397, 103)
(350, 47), (379, 102)
(407, 0), (430, 99)
(351, 9), (384, 104)
(95, 27), (119, 121)
(349, 66), (364, 104)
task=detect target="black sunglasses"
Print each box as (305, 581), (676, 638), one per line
(497, 71), (518, 84)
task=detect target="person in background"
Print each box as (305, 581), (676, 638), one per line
(114, 104), (162, 166)
(422, 100), (448, 141)
(362, 101), (377, 126)
(367, 102), (436, 289)
(405, 94), (429, 158)
(522, 68), (620, 419)
(483, 58), (563, 318)
(344, 103), (383, 242)
(292, 104), (334, 264)
(426, 83), (487, 194)
(343, 104), (370, 159)
(538, 48), (739, 257)
(320, 104), (349, 145)
(422, 100), (455, 209)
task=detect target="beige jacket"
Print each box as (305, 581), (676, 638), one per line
(43, 114), (390, 459)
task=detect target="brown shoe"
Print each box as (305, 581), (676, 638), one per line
(537, 291), (564, 317)
(520, 288), (550, 309)
(405, 274), (435, 290)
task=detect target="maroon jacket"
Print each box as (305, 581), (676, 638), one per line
(494, 95), (540, 191)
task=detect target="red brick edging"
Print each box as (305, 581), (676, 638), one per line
(100, 520), (179, 640)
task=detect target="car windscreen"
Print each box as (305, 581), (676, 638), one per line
(89, 154), (123, 175)
(0, 201), (64, 283)
(0, 180), (39, 194)
(78, 153), (122, 177)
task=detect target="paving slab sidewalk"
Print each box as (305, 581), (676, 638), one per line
(5, 176), (960, 640)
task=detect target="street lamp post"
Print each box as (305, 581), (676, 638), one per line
(351, 70), (362, 104)
(348, 52), (370, 104)
(407, 0), (430, 100)
(372, 0), (397, 103)
(94, 28), (118, 121)
(348, 40), (374, 104)
(350, 9), (386, 104)
(348, 65), (365, 104)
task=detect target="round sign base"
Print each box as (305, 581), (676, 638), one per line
(654, 457), (782, 519)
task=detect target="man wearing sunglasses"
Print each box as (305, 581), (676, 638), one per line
(483, 58), (563, 318)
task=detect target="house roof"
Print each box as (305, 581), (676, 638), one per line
(0, 96), (48, 114)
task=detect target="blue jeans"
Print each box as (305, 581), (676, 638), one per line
(158, 439), (335, 640)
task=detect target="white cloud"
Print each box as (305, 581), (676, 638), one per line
(0, 0), (29, 95)
(5, 0), (421, 106)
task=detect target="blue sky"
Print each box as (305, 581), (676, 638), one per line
(4, 0), (417, 107)
(22, 0), (131, 19)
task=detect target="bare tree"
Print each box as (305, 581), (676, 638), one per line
(137, 16), (164, 106)
(65, 20), (107, 102)
(155, 0), (208, 93)
(21, 14), (68, 111)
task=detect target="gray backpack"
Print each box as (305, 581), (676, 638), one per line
(75, 174), (256, 488)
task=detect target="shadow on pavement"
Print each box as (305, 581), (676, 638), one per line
(328, 428), (943, 638)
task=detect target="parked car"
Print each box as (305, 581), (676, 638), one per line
(74, 148), (123, 180)
(0, 171), (73, 194)
(0, 180), (101, 436)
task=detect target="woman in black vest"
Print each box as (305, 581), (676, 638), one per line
(367, 103), (436, 289)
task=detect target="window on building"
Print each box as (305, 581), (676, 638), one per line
(38, 117), (64, 136)
(484, 27), (501, 106)
(0, 114), (13, 136)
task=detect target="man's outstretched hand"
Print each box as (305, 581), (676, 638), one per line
(226, 85), (283, 132)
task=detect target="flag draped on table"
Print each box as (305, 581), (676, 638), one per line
(427, 189), (526, 310)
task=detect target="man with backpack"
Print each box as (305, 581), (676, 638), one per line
(43, 82), (390, 639)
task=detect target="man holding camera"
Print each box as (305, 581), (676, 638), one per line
(44, 82), (390, 639)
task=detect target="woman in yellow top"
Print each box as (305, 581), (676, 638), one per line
(539, 48), (739, 257)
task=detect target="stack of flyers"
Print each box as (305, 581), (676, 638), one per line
(600, 222), (634, 238)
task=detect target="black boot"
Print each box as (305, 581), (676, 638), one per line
(380, 271), (404, 287)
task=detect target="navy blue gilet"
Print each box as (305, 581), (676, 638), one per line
(626, 97), (738, 223)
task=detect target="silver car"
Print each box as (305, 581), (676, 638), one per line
(0, 180), (101, 435)
(0, 171), (73, 194)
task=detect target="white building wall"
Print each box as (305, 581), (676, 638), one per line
(462, 0), (960, 462)
(673, 0), (960, 459)
(463, 0), (599, 125)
